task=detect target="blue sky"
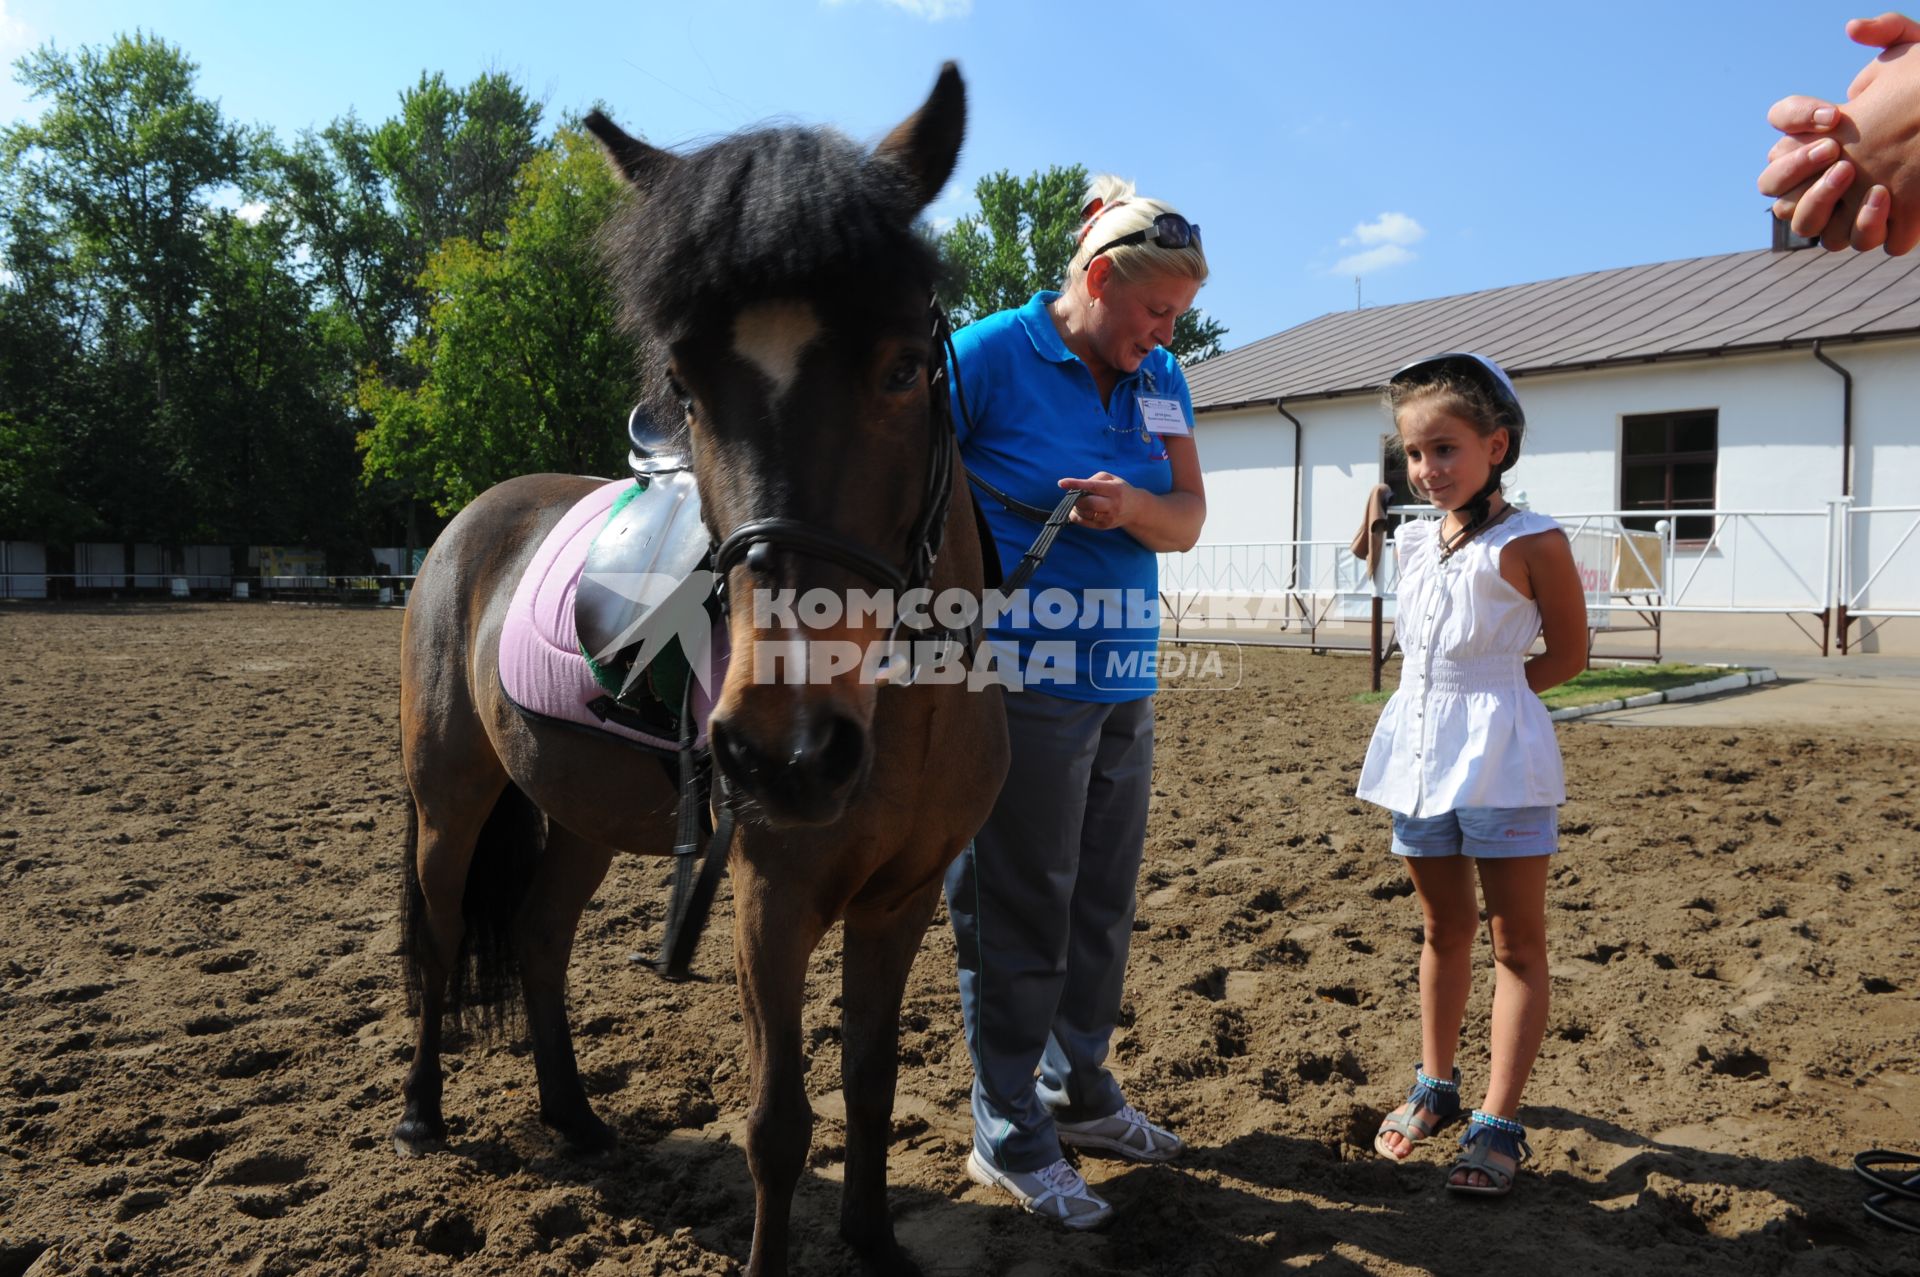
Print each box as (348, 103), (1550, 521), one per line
(0, 0), (1888, 349)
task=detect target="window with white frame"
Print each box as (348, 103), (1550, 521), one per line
(1621, 410), (1717, 541)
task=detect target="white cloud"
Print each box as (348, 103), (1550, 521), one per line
(822, 0), (973, 19)
(0, 0), (34, 125)
(1340, 211), (1425, 250)
(0, 1), (29, 56)
(236, 201), (270, 224)
(1331, 212), (1425, 276)
(1334, 243), (1416, 276)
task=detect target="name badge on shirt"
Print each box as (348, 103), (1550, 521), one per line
(1138, 396), (1190, 437)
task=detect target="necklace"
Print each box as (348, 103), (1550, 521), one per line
(1437, 503), (1516, 563)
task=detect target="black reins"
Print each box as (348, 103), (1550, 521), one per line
(936, 313), (1085, 591)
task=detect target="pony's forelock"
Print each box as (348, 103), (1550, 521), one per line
(598, 124), (942, 437)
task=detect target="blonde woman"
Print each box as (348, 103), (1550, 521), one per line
(944, 177), (1209, 1229)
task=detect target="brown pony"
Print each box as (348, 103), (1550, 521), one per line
(392, 67), (1006, 1276)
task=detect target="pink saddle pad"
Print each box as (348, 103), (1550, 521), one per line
(499, 479), (718, 753)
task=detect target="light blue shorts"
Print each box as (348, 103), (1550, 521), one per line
(1390, 806), (1559, 859)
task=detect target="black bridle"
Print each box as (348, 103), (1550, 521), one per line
(708, 297), (1080, 610)
(654, 301), (961, 981)
(654, 299), (1077, 980)
(710, 300), (958, 603)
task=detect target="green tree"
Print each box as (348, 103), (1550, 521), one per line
(1170, 310), (1228, 366)
(0, 206), (101, 539)
(277, 113), (410, 373)
(0, 31), (374, 551)
(3, 31), (252, 407)
(280, 72), (542, 368)
(281, 71), (544, 548)
(357, 127), (633, 515)
(0, 31), (267, 543)
(182, 208), (362, 549)
(937, 164), (1227, 365)
(937, 165), (1088, 329)
(371, 71), (542, 343)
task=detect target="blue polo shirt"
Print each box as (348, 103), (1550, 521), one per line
(950, 291), (1193, 702)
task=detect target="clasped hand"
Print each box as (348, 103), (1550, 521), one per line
(1758, 12), (1920, 254)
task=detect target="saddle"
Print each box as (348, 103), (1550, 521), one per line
(574, 464), (717, 740)
(496, 470), (722, 757)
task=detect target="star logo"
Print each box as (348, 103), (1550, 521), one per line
(580, 569), (719, 696)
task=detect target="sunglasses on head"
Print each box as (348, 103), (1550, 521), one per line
(1084, 212), (1202, 266)
(1388, 351), (1525, 427)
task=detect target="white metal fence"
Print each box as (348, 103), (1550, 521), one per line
(1837, 501), (1920, 653)
(0, 541), (47, 599)
(1158, 539), (1392, 649)
(1159, 500), (1919, 657)
(4, 501), (1915, 652)
(0, 566), (416, 604)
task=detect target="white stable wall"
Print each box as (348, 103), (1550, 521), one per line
(1188, 338), (1920, 628)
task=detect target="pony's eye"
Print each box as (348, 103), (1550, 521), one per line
(666, 371), (694, 416)
(884, 352), (925, 393)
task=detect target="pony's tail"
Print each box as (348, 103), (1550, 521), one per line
(399, 782), (546, 1036)
(401, 789), (428, 1014)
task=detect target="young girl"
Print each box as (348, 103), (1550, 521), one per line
(1356, 352), (1587, 1197)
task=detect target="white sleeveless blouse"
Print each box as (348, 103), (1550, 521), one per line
(1355, 509), (1568, 817)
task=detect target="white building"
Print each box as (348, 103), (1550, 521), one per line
(1184, 232), (1920, 655)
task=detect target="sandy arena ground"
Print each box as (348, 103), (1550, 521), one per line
(2, 603), (1915, 1276)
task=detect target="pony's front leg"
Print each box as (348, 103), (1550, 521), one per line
(514, 823), (618, 1152)
(733, 859), (830, 1277)
(837, 878), (942, 1276)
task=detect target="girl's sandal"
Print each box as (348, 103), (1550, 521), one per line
(1447, 1111), (1533, 1197)
(1373, 1065), (1461, 1161)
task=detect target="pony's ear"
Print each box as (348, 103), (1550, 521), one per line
(583, 110), (678, 195)
(873, 62), (965, 213)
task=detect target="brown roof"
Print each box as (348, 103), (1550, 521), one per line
(1187, 245), (1920, 413)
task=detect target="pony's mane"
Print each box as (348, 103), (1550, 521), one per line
(600, 125), (941, 433)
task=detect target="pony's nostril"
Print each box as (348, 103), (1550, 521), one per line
(814, 713), (865, 790)
(711, 707), (868, 820)
(710, 719), (766, 788)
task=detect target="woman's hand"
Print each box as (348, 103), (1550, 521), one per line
(1760, 13), (1920, 253)
(1061, 472), (1133, 530)
(1059, 438), (1207, 553)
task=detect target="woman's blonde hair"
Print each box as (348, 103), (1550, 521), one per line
(1065, 174), (1209, 288)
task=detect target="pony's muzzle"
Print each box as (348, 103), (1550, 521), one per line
(708, 702), (869, 826)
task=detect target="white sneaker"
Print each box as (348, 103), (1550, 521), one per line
(1054, 1104), (1184, 1163)
(965, 1149), (1114, 1231)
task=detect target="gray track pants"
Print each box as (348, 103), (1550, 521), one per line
(945, 690), (1154, 1173)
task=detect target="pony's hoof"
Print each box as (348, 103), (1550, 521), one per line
(391, 1116), (446, 1157)
(841, 1225), (920, 1277)
(546, 1108), (617, 1154)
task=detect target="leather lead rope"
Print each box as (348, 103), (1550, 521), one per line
(997, 490), (1085, 595)
(942, 320), (1087, 594)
